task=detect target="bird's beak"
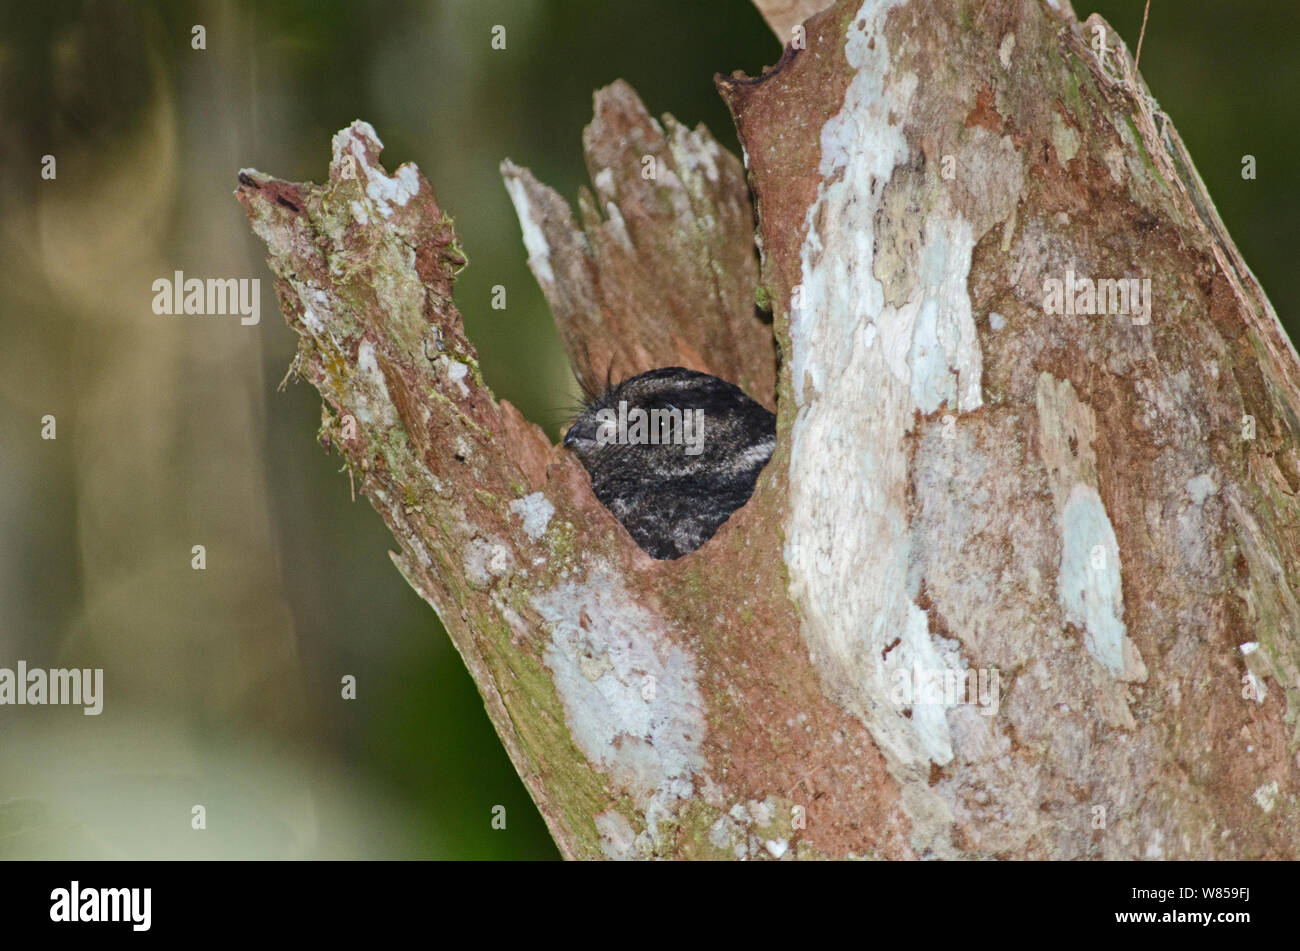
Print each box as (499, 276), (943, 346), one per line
(563, 427), (579, 449)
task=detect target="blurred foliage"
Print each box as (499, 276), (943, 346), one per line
(0, 0), (1295, 859)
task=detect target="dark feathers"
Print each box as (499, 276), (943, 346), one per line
(563, 367), (775, 559)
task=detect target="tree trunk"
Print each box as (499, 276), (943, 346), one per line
(238, 0), (1300, 859)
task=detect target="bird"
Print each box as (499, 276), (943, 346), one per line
(563, 366), (776, 559)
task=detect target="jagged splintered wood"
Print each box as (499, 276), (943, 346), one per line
(500, 81), (775, 407)
(239, 0), (1300, 859)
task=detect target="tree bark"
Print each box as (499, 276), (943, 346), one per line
(239, 0), (1300, 859)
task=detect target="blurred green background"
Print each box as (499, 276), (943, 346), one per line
(0, 0), (1295, 859)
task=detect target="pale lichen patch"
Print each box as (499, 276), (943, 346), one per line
(1254, 780), (1279, 813)
(1051, 112), (1081, 165)
(1035, 373), (1146, 682)
(502, 172), (556, 287)
(1059, 482), (1130, 676)
(509, 492), (555, 541)
(331, 121), (421, 220)
(593, 167), (615, 197)
(443, 356), (470, 396)
(354, 339), (398, 428)
(1186, 472), (1218, 504)
(998, 33), (1016, 70)
(595, 810), (638, 859)
(463, 535), (512, 588)
(533, 565), (706, 850)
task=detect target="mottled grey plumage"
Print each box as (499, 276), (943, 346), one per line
(564, 367), (776, 559)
